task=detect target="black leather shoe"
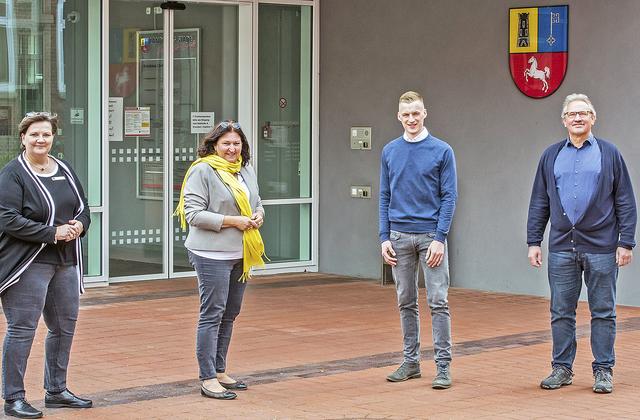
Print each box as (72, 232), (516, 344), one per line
(44, 389), (92, 409)
(200, 385), (237, 400)
(4, 399), (43, 419)
(219, 380), (248, 391)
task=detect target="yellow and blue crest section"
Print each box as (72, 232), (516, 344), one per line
(509, 5), (568, 98)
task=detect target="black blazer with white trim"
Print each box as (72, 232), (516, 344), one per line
(0, 153), (91, 295)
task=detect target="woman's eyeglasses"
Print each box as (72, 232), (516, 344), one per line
(218, 120), (241, 130)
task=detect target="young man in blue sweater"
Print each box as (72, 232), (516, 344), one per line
(527, 93), (637, 394)
(379, 91), (457, 389)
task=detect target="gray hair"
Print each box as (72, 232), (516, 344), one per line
(561, 93), (596, 118)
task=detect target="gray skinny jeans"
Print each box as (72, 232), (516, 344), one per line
(188, 251), (246, 381)
(1, 262), (79, 401)
(390, 230), (452, 366)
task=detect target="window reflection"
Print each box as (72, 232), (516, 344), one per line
(0, 0), (101, 277)
(0, 0), (16, 95)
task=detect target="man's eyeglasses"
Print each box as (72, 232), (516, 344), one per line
(218, 120), (241, 130)
(563, 110), (592, 120)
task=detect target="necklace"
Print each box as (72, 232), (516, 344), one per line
(26, 155), (50, 172)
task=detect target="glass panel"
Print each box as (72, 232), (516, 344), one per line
(109, 1), (165, 277)
(171, 3), (243, 273)
(258, 4), (313, 266)
(0, 27), (8, 83)
(86, 0), (101, 206)
(258, 4), (312, 200)
(0, 0), (101, 276)
(81, 212), (102, 277)
(262, 203), (311, 263)
(0, 0), (99, 180)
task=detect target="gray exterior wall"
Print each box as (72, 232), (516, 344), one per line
(318, 0), (640, 306)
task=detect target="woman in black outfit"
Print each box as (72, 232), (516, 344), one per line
(0, 112), (92, 419)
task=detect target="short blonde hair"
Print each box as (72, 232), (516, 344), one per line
(561, 93), (596, 118)
(399, 91), (424, 106)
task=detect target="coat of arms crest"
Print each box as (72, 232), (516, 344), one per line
(509, 6), (568, 98)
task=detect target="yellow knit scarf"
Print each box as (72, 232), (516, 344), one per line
(174, 154), (266, 281)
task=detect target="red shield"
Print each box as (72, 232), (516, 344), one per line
(509, 6), (568, 99)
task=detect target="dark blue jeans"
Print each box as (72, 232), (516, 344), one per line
(188, 252), (246, 381)
(548, 251), (617, 373)
(1, 263), (79, 400)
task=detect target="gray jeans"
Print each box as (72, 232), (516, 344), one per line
(1, 263), (79, 400)
(188, 251), (246, 381)
(390, 230), (452, 365)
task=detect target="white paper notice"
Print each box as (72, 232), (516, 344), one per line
(191, 112), (215, 134)
(108, 98), (124, 142)
(124, 107), (151, 137)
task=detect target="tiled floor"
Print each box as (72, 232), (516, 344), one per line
(2, 272), (640, 419)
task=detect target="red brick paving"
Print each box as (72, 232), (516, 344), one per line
(1, 272), (639, 419)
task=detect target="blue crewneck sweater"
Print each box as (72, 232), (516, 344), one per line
(379, 134), (457, 243)
(527, 138), (637, 252)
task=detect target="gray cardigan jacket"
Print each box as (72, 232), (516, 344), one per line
(183, 162), (264, 252)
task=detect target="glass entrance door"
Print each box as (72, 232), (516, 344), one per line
(108, 1), (251, 280)
(170, 2), (252, 274)
(257, 4), (313, 266)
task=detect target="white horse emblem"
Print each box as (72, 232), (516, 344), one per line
(523, 56), (550, 92)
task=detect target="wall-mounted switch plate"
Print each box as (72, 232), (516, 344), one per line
(350, 185), (372, 199)
(350, 127), (372, 150)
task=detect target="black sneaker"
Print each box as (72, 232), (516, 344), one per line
(593, 369), (613, 393)
(386, 362), (421, 382)
(540, 366), (573, 389)
(432, 364), (452, 389)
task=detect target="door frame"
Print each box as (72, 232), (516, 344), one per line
(252, 0), (319, 275)
(102, 0), (319, 284)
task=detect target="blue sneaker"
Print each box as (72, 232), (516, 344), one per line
(593, 369), (613, 393)
(540, 366), (573, 389)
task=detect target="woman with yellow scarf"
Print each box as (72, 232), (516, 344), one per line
(174, 120), (265, 400)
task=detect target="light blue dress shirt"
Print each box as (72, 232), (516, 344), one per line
(554, 136), (601, 225)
